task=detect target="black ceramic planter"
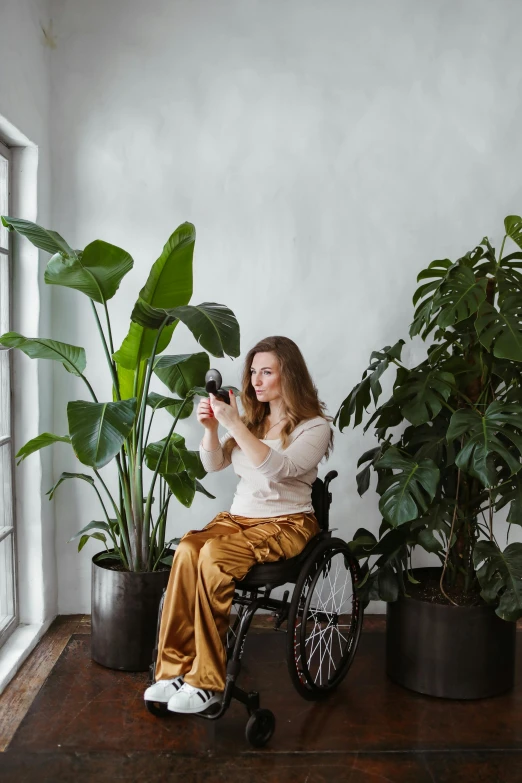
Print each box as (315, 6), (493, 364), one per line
(91, 554), (170, 671)
(386, 567), (516, 699)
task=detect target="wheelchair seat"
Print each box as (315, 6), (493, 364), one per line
(237, 530), (330, 589)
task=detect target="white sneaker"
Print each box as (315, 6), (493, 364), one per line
(167, 682), (223, 714)
(144, 675), (184, 703)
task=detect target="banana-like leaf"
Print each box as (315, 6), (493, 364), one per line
(434, 265), (487, 328)
(0, 332), (86, 376)
(113, 223), (195, 370)
(44, 240), (133, 303)
(335, 340), (405, 431)
(393, 368), (454, 426)
(195, 479), (216, 499)
(144, 433), (186, 472)
(504, 215), (522, 250)
(473, 540), (522, 621)
(1, 216), (75, 257)
(68, 520), (111, 543)
(164, 471), (196, 507)
(375, 447), (439, 527)
(178, 449), (206, 480)
(475, 299), (522, 362)
(131, 301), (240, 359)
(46, 471), (95, 501)
(15, 433), (71, 465)
(78, 531), (107, 552)
(147, 392), (194, 420)
(154, 352), (210, 397)
(447, 401), (522, 486)
(67, 398), (137, 469)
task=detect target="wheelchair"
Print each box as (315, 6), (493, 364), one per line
(145, 470), (364, 747)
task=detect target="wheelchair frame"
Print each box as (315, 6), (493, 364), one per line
(147, 470), (364, 747)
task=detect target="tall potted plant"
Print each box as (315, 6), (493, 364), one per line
(336, 215), (522, 699)
(1, 216), (240, 670)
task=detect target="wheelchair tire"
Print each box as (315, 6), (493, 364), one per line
(145, 700), (169, 718)
(286, 536), (363, 701)
(245, 709), (276, 747)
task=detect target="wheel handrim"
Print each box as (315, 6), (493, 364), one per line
(295, 546), (359, 690)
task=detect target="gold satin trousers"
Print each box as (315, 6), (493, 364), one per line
(155, 511), (320, 691)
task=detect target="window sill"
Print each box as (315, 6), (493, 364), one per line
(0, 619), (53, 695)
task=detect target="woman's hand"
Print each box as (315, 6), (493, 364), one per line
(197, 397), (219, 432)
(209, 391), (243, 432)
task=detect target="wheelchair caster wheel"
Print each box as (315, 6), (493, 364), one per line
(145, 700), (169, 718)
(245, 709), (275, 747)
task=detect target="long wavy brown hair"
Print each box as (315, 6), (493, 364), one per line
(223, 336), (333, 459)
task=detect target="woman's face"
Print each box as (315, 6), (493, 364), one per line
(250, 351), (282, 403)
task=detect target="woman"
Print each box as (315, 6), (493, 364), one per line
(144, 336), (333, 714)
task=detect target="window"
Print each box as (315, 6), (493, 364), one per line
(0, 140), (17, 647)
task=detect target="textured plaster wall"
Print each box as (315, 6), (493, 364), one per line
(48, 0), (522, 612)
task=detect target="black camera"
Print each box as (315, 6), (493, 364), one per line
(205, 369), (231, 405)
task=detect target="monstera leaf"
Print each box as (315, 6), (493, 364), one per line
(131, 301), (240, 359)
(434, 265), (487, 328)
(393, 367), (455, 426)
(473, 540), (522, 621)
(113, 223), (195, 370)
(410, 259), (453, 337)
(504, 215), (522, 250)
(447, 401), (522, 486)
(67, 399), (137, 469)
(335, 340), (405, 430)
(475, 298), (522, 362)
(375, 447), (439, 527)
(0, 333), (86, 376)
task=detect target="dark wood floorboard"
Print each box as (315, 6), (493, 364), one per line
(1, 619), (521, 781)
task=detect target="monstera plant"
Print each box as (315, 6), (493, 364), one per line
(0, 217), (240, 573)
(337, 215), (522, 622)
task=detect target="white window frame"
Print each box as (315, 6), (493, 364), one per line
(0, 138), (18, 649)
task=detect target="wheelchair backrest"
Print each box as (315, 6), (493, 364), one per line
(311, 471), (337, 531)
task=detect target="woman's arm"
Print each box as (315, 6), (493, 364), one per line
(254, 420), (331, 480)
(197, 396), (232, 472)
(209, 391), (270, 467)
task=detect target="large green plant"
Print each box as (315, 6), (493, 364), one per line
(1, 217), (240, 572)
(336, 215), (522, 621)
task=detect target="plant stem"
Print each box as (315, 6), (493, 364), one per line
(79, 374), (98, 402)
(440, 466), (461, 606)
(498, 234), (507, 266)
(147, 493), (171, 570)
(94, 468), (132, 568)
(142, 397), (190, 557)
(136, 319), (169, 565)
(90, 300), (121, 401)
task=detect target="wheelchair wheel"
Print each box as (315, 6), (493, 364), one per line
(287, 537), (363, 700)
(145, 700), (169, 718)
(245, 709), (276, 747)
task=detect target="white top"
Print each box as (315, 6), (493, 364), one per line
(199, 417), (332, 518)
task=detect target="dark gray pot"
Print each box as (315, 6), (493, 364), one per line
(386, 567), (516, 699)
(91, 554), (170, 671)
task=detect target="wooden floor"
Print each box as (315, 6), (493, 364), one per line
(0, 616), (521, 782)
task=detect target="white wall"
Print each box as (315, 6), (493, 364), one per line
(48, 0), (522, 612)
(0, 0), (55, 625)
